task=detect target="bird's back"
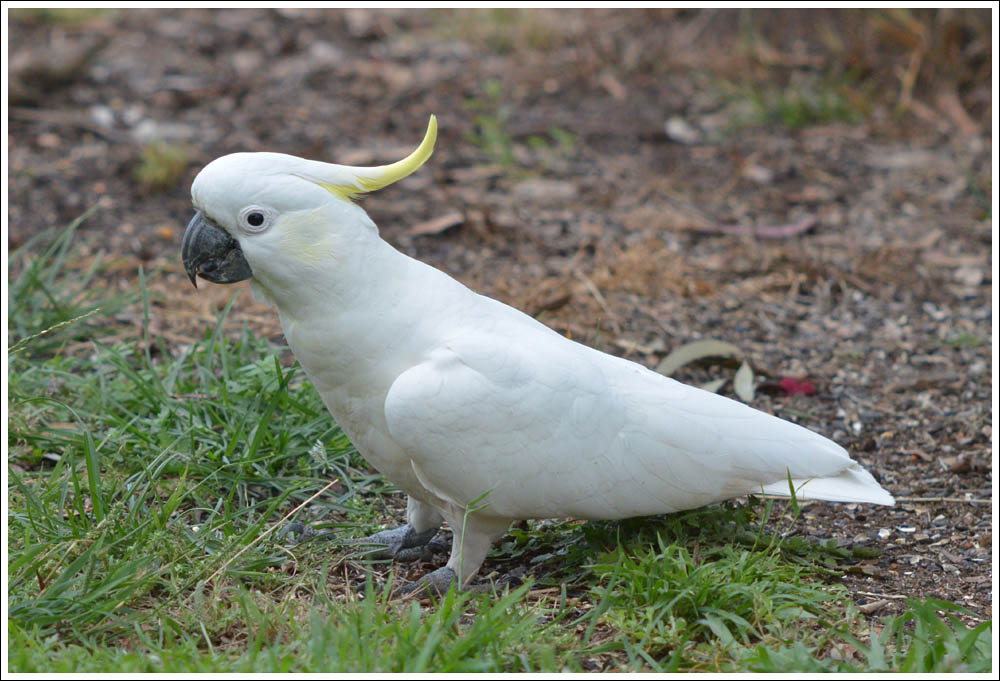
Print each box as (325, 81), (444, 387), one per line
(383, 288), (893, 522)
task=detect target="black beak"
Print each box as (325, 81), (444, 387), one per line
(181, 211), (253, 288)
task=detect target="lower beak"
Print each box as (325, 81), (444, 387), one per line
(181, 211), (253, 287)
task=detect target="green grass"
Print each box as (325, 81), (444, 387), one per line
(944, 330), (988, 349)
(8, 208), (132, 357)
(9, 8), (112, 24)
(439, 9), (569, 55)
(748, 81), (865, 129)
(463, 79), (578, 172)
(7, 217), (992, 672)
(717, 75), (869, 133)
(968, 172), (991, 220)
(465, 78), (517, 166)
(135, 142), (193, 192)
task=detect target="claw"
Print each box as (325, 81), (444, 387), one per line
(280, 521), (342, 544)
(394, 566), (458, 598)
(284, 521), (457, 597)
(348, 523), (442, 560)
(286, 522), (445, 558)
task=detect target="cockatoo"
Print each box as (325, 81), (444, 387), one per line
(182, 115), (894, 593)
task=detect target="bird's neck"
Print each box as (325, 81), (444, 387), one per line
(262, 235), (469, 395)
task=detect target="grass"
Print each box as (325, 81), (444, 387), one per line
(715, 73), (869, 133)
(464, 79), (577, 170)
(701, 9), (990, 135)
(134, 142), (192, 193)
(944, 330), (988, 349)
(9, 8), (112, 24)
(464, 78), (516, 166)
(746, 79), (866, 129)
(439, 9), (571, 54)
(7, 207), (132, 357)
(7, 217), (993, 672)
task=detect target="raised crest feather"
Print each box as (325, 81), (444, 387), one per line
(307, 115), (437, 201)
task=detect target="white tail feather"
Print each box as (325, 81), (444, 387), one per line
(759, 465), (895, 506)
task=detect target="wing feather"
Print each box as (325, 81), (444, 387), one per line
(384, 325), (893, 521)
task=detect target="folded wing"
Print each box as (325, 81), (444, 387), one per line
(384, 324), (893, 522)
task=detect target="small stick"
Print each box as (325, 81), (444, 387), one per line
(855, 591), (909, 600)
(757, 494), (990, 505)
(892, 495), (991, 505)
(574, 269), (621, 335)
(684, 216), (818, 239)
(203, 479), (338, 586)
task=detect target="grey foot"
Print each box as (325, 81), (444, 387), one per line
(281, 521), (447, 565)
(348, 524), (446, 562)
(394, 566), (459, 598)
(280, 521), (332, 544)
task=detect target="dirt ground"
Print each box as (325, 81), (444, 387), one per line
(7, 9), (993, 622)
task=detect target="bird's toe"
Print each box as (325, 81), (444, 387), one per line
(280, 522), (335, 544)
(349, 523), (442, 560)
(394, 566), (458, 598)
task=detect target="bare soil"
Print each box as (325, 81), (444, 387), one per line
(8, 9), (993, 622)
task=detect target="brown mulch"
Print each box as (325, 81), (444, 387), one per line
(7, 9), (992, 622)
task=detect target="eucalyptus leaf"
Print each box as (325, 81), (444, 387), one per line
(701, 377), (729, 393)
(733, 360), (756, 402)
(655, 339), (745, 376)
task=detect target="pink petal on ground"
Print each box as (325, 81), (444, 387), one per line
(780, 377), (816, 396)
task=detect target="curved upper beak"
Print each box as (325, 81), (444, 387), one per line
(181, 212), (253, 288)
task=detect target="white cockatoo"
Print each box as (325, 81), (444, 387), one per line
(182, 115), (894, 593)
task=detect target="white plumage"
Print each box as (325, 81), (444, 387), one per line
(183, 116), (893, 591)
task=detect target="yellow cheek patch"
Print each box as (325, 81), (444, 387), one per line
(276, 211), (338, 264)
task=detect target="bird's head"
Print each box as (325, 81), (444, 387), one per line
(181, 115), (437, 293)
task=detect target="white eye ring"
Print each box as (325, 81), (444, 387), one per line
(238, 206), (274, 233)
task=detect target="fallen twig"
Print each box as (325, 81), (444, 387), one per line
(408, 211), (464, 236)
(10, 106), (130, 143)
(684, 216), (818, 239)
(756, 493), (990, 505)
(202, 479), (339, 587)
(893, 495), (991, 505)
(574, 269), (621, 335)
(856, 590), (910, 600)
(858, 598), (892, 615)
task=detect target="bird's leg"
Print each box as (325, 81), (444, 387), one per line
(396, 510), (511, 596)
(350, 495), (446, 562)
(350, 523), (443, 561)
(394, 566), (459, 597)
(284, 495), (446, 562)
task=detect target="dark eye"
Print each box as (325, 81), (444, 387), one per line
(239, 206), (271, 232)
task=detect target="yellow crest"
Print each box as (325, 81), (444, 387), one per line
(314, 115), (437, 200)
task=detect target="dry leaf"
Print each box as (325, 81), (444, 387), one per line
(701, 377), (728, 393)
(408, 211), (464, 237)
(733, 360), (755, 402)
(655, 339), (744, 376)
